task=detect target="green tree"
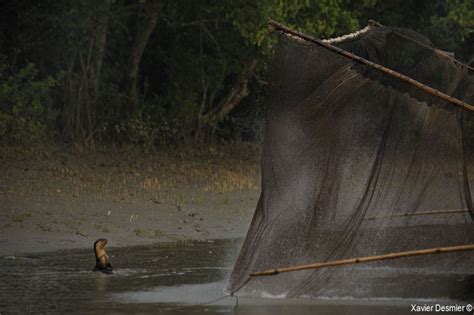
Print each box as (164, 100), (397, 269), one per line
(153, 0), (360, 143)
(2, 0), (470, 146)
(357, 0), (474, 60)
(0, 63), (58, 143)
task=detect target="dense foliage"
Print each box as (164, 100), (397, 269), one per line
(0, 63), (58, 143)
(0, 0), (472, 146)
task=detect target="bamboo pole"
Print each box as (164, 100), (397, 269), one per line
(364, 209), (471, 221)
(368, 19), (474, 72)
(250, 244), (474, 277)
(268, 20), (474, 113)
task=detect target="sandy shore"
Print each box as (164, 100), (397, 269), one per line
(0, 143), (261, 255)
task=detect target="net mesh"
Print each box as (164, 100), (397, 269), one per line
(228, 25), (474, 300)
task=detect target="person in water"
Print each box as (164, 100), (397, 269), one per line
(93, 238), (113, 274)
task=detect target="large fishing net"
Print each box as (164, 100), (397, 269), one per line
(228, 23), (474, 300)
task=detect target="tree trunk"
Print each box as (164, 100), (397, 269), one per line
(216, 59), (257, 119)
(125, 0), (160, 116)
(86, 0), (111, 146)
(91, 0), (111, 105)
(63, 3), (111, 143)
(197, 59), (257, 143)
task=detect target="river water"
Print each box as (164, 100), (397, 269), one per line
(0, 239), (471, 314)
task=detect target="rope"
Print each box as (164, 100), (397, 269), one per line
(158, 243), (474, 311)
(230, 276), (253, 296)
(159, 294), (234, 312)
(249, 244), (474, 277)
(268, 20), (474, 112)
(158, 276), (252, 312)
(322, 24), (373, 44)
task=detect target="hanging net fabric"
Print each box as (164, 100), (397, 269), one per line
(228, 22), (474, 300)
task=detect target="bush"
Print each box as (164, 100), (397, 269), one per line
(0, 63), (58, 144)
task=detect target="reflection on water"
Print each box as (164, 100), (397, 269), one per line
(0, 239), (471, 314)
(0, 239), (240, 313)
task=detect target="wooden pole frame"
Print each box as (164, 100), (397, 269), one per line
(268, 20), (474, 113)
(250, 244), (474, 277)
(363, 209), (470, 221)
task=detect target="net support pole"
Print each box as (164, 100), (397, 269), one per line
(250, 244), (474, 277)
(268, 20), (474, 113)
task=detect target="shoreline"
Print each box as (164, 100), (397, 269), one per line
(0, 143), (260, 256)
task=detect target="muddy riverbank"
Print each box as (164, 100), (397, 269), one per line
(0, 143), (261, 255)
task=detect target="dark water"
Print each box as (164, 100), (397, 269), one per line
(0, 239), (471, 314)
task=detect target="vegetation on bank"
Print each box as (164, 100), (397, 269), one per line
(0, 142), (262, 250)
(1, 142), (261, 199)
(0, 0), (472, 146)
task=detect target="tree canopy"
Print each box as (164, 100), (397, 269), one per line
(0, 0), (472, 146)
